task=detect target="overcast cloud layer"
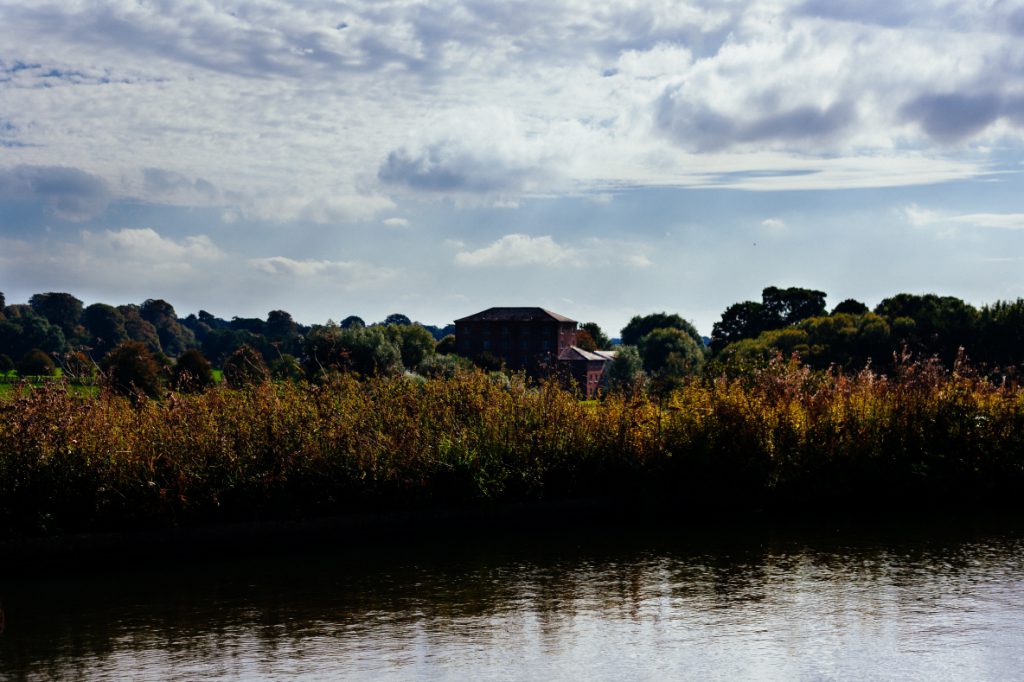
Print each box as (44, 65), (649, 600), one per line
(2, 0), (1024, 335)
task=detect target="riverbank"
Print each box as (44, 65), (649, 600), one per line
(2, 366), (1023, 551)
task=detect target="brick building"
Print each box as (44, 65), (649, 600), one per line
(454, 307), (612, 397)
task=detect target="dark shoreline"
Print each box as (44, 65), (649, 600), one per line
(4, 496), (1022, 576)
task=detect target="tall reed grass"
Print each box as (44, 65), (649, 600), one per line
(1, 360), (1022, 537)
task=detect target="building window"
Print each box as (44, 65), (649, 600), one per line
(461, 326), (471, 335)
(542, 339), (550, 351)
(483, 340), (491, 350)
(520, 339), (528, 350)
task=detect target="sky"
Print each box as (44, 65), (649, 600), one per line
(2, 0), (1024, 337)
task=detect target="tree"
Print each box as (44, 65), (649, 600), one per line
(605, 345), (645, 393)
(340, 315), (365, 329)
(621, 312), (702, 347)
(141, 299), (196, 357)
(302, 325), (402, 378)
(61, 350), (95, 381)
(266, 310), (299, 339)
(761, 286), (827, 325)
(0, 291), (5, 314)
(575, 328), (598, 352)
(639, 328), (705, 376)
(0, 353), (13, 374)
(874, 293), (979, 366)
(711, 301), (769, 353)
(384, 313), (412, 326)
(435, 334), (457, 355)
(581, 322), (610, 349)
(223, 344), (270, 388)
(417, 353), (473, 379)
(385, 324), (437, 370)
(0, 307), (66, 359)
(16, 349), (55, 377)
(29, 292), (84, 338)
(270, 354), (304, 381)
(83, 303), (129, 356)
(101, 341), (163, 399)
(118, 305), (163, 355)
(171, 349), (215, 392)
(832, 298), (869, 315)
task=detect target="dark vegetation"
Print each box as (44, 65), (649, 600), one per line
(2, 286), (1024, 538)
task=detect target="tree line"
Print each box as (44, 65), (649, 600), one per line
(3, 287), (1024, 396)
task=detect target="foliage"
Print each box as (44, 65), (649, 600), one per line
(2, 366), (1024, 538)
(172, 349), (216, 392)
(303, 324), (402, 378)
(100, 341), (163, 399)
(118, 305), (164, 356)
(605, 345), (645, 393)
(576, 328), (597, 351)
(29, 292), (84, 339)
(340, 315), (365, 329)
(16, 349), (56, 377)
(581, 322), (610, 349)
(621, 312), (702, 347)
(0, 353), (13, 374)
(832, 298), (869, 315)
(141, 299), (197, 357)
(418, 353), (473, 379)
(223, 345), (270, 389)
(83, 303), (129, 357)
(384, 313), (412, 326)
(61, 351), (95, 382)
(269, 354), (305, 381)
(435, 334), (457, 355)
(385, 324), (437, 370)
(711, 286), (826, 353)
(0, 306), (67, 360)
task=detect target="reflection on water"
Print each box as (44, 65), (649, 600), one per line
(2, 520), (1024, 680)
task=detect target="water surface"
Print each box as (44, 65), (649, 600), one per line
(2, 519), (1023, 680)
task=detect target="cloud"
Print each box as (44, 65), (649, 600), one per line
(901, 205), (1024, 230)
(378, 109), (559, 196)
(0, 165), (110, 220)
(81, 228), (225, 261)
(248, 256), (397, 288)
(761, 218), (786, 232)
(382, 217), (410, 227)
(455, 233), (652, 268)
(455, 234), (578, 267)
(656, 92), (856, 151)
(141, 168), (220, 203)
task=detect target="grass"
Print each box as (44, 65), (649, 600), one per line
(0, 361), (1022, 538)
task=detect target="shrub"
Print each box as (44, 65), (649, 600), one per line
(171, 349), (215, 392)
(223, 344), (270, 388)
(270, 354), (305, 381)
(0, 353), (14, 374)
(16, 348), (55, 377)
(101, 341), (163, 398)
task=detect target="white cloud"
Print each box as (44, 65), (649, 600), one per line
(382, 217), (411, 227)
(902, 205), (1024, 230)
(455, 233), (652, 268)
(456, 234), (578, 267)
(761, 217), (786, 232)
(248, 256), (397, 288)
(82, 228), (225, 261)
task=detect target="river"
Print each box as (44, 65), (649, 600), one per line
(2, 516), (1023, 680)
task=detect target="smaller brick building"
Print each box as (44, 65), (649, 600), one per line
(454, 307), (612, 397)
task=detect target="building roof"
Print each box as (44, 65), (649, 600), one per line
(592, 350), (618, 361)
(455, 307), (577, 324)
(558, 346), (609, 362)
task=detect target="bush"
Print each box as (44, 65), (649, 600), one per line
(270, 354), (305, 381)
(16, 349), (55, 377)
(101, 341), (163, 398)
(223, 344), (270, 388)
(171, 349), (215, 392)
(0, 353), (14, 374)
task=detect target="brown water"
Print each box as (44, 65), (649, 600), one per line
(2, 520), (1023, 680)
